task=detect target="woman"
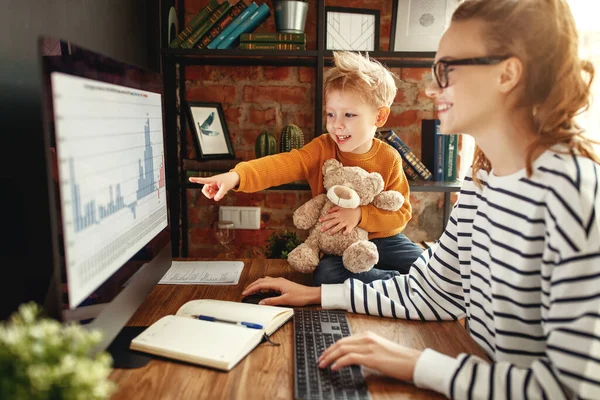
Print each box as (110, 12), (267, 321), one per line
(242, 0), (600, 398)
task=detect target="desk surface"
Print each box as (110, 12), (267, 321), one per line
(110, 259), (486, 399)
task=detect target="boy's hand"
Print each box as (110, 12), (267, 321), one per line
(319, 206), (361, 235)
(189, 171), (240, 201)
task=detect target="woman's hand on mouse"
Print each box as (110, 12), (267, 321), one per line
(242, 277), (321, 307)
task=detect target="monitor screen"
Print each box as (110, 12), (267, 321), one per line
(51, 72), (167, 308)
(39, 37), (172, 357)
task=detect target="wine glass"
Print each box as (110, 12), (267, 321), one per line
(213, 220), (235, 256)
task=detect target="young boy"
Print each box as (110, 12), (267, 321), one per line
(190, 51), (423, 285)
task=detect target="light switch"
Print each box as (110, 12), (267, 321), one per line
(219, 206), (260, 229)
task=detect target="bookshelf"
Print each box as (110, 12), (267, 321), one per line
(161, 1), (456, 257)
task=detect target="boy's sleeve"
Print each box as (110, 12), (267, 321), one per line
(358, 157), (411, 232)
(233, 139), (322, 192)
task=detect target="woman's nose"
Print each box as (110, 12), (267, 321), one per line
(425, 79), (442, 98)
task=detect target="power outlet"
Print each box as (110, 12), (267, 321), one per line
(219, 206), (261, 230)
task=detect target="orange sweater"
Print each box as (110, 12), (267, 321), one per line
(233, 134), (412, 239)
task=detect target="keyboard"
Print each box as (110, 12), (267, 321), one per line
(293, 309), (369, 400)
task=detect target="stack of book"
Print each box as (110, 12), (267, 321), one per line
(421, 120), (458, 182)
(377, 130), (433, 181)
(170, 1), (272, 50)
(238, 32), (306, 50)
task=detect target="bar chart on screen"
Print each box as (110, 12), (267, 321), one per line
(51, 72), (168, 307)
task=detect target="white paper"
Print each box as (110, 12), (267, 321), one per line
(158, 261), (244, 285)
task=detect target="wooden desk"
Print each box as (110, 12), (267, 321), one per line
(110, 259), (486, 399)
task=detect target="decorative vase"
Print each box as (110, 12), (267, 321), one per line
(274, 0), (309, 34)
(279, 124), (304, 152)
(255, 130), (277, 158)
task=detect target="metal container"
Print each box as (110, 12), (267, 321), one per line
(274, 1), (309, 34)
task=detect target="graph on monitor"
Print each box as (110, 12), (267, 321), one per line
(52, 72), (168, 308)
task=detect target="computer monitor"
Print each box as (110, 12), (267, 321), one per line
(37, 37), (172, 365)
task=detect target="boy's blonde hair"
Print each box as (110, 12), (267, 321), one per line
(323, 51), (398, 109)
(452, 0), (599, 181)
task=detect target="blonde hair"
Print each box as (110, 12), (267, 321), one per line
(452, 0), (599, 182)
(323, 51), (398, 108)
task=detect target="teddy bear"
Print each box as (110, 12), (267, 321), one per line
(287, 159), (405, 274)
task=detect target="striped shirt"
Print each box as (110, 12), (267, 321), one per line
(322, 147), (600, 399)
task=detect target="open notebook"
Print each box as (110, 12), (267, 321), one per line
(129, 299), (293, 371)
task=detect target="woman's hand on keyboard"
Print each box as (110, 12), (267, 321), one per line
(317, 331), (422, 382)
(242, 277), (321, 306)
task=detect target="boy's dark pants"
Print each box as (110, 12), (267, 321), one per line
(313, 233), (424, 286)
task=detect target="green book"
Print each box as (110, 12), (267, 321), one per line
(195, 0), (248, 49)
(444, 134), (458, 181)
(169, 0), (219, 48)
(240, 32), (306, 44)
(181, 2), (233, 49)
(238, 42), (305, 50)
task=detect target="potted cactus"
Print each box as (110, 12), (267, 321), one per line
(279, 124), (304, 153)
(255, 130), (277, 158)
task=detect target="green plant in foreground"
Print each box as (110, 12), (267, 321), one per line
(265, 230), (303, 259)
(0, 302), (115, 400)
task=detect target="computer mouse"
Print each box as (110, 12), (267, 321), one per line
(241, 291), (282, 305)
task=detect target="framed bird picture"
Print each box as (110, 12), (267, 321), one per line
(187, 102), (235, 159)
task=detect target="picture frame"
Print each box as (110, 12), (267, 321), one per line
(186, 102), (235, 159)
(325, 7), (380, 52)
(390, 0), (459, 53)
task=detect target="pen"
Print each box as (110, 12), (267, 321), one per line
(192, 314), (263, 330)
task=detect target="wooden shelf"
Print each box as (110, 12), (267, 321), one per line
(182, 182), (310, 191)
(181, 180), (461, 192)
(162, 48), (319, 66)
(409, 180), (461, 192)
(161, 49), (434, 68)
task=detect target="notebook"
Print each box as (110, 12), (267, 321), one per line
(129, 299), (293, 371)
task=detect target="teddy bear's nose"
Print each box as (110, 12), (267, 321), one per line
(333, 186), (352, 200)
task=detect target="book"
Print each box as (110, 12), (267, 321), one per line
(181, 1), (233, 49)
(444, 134), (458, 181)
(170, 0), (219, 48)
(379, 130), (432, 181)
(195, 0), (249, 49)
(240, 32), (306, 43)
(421, 119), (445, 181)
(130, 299), (294, 371)
(208, 2), (259, 49)
(238, 42), (305, 50)
(217, 3), (271, 50)
(402, 161), (420, 181)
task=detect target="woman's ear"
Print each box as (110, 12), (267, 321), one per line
(498, 57), (523, 94)
(375, 106), (391, 127)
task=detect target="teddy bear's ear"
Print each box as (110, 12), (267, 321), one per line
(323, 159), (342, 175)
(368, 172), (385, 194)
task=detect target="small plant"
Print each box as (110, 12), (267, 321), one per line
(265, 230), (303, 259)
(0, 302), (116, 400)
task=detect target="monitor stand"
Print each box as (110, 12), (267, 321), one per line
(106, 326), (152, 369)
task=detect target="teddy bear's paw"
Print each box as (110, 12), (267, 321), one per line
(342, 241), (379, 273)
(287, 244), (320, 274)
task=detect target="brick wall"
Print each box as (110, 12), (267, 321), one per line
(182, 0), (448, 257)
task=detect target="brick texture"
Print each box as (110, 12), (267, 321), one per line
(179, 0), (449, 257)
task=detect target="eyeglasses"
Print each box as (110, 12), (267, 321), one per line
(432, 56), (511, 88)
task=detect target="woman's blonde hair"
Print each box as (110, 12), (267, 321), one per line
(323, 51), (398, 109)
(452, 0), (599, 182)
